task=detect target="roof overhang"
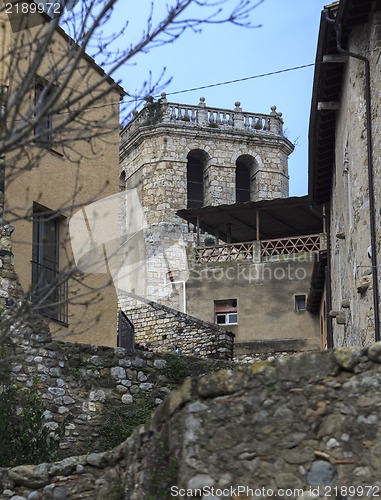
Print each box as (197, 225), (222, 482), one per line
(176, 196), (323, 243)
(7, 2), (126, 98)
(307, 250), (328, 313)
(308, 0), (373, 205)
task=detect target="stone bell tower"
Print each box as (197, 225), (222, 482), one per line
(120, 95), (293, 220)
(119, 95), (294, 309)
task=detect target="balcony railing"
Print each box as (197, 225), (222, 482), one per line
(260, 234), (321, 258)
(121, 96), (285, 145)
(31, 261), (68, 324)
(196, 242), (255, 263)
(195, 234), (322, 264)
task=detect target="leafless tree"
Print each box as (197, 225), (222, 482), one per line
(0, 0), (263, 349)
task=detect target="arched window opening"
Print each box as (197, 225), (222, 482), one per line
(187, 150), (207, 208)
(235, 155), (256, 203)
(119, 171), (126, 191)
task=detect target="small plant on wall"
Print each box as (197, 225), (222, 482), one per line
(162, 353), (189, 383)
(204, 236), (216, 246)
(142, 96), (164, 126)
(0, 372), (63, 466)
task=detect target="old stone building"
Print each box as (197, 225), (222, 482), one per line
(1, 8), (124, 345)
(309, 0), (381, 347)
(120, 97), (322, 355)
(178, 197), (323, 354)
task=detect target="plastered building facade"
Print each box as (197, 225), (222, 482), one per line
(2, 10), (124, 345)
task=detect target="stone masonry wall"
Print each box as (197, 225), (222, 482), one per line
(4, 344), (381, 498)
(119, 98), (293, 319)
(329, 12), (381, 347)
(119, 296), (234, 360)
(6, 332), (178, 457)
(120, 99), (294, 226)
(4, 328), (235, 461)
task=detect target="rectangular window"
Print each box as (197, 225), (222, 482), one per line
(215, 299), (238, 325)
(32, 205), (68, 323)
(35, 80), (53, 145)
(295, 294), (306, 313)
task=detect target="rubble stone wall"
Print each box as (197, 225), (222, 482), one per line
(3, 344), (381, 499)
(6, 335), (176, 457)
(119, 296), (234, 360)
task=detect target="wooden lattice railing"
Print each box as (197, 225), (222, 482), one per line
(196, 242), (255, 263)
(195, 234), (321, 263)
(260, 234), (320, 257)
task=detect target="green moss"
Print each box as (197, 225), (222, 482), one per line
(162, 354), (189, 383)
(94, 395), (156, 452)
(67, 366), (81, 378)
(146, 432), (179, 500)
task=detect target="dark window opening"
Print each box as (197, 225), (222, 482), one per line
(187, 152), (204, 208)
(35, 80), (53, 146)
(117, 310), (135, 351)
(236, 160), (251, 203)
(32, 205), (68, 323)
(119, 171), (126, 191)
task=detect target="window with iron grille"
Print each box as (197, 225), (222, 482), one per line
(32, 204), (68, 323)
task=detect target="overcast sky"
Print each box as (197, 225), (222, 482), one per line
(108, 1), (328, 196)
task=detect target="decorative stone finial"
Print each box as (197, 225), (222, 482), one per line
(132, 109), (138, 116)
(160, 92), (167, 103)
(270, 105), (277, 116)
(198, 97), (206, 107)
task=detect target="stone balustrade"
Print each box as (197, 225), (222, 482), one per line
(120, 95), (285, 144)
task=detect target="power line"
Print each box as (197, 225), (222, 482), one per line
(121, 62), (317, 104)
(11, 61), (318, 117)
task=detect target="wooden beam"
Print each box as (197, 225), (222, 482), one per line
(323, 54), (349, 63)
(318, 102), (340, 111)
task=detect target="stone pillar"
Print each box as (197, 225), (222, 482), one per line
(269, 105), (283, 134)
(233, 101), (244, 130)
(197, 97), (208, 126)
(252, 241), (261, 263)
(320, 233), (328, 251)
(159, 92), (170, 124)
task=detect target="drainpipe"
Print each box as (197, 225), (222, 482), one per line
(325, 203), (334, 348)
(325, 13), (380, 342)
(309, 202), (333, 347)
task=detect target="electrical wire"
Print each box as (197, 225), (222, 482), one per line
(121, 62), (317, 104)
(9, 61), (318, 118)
